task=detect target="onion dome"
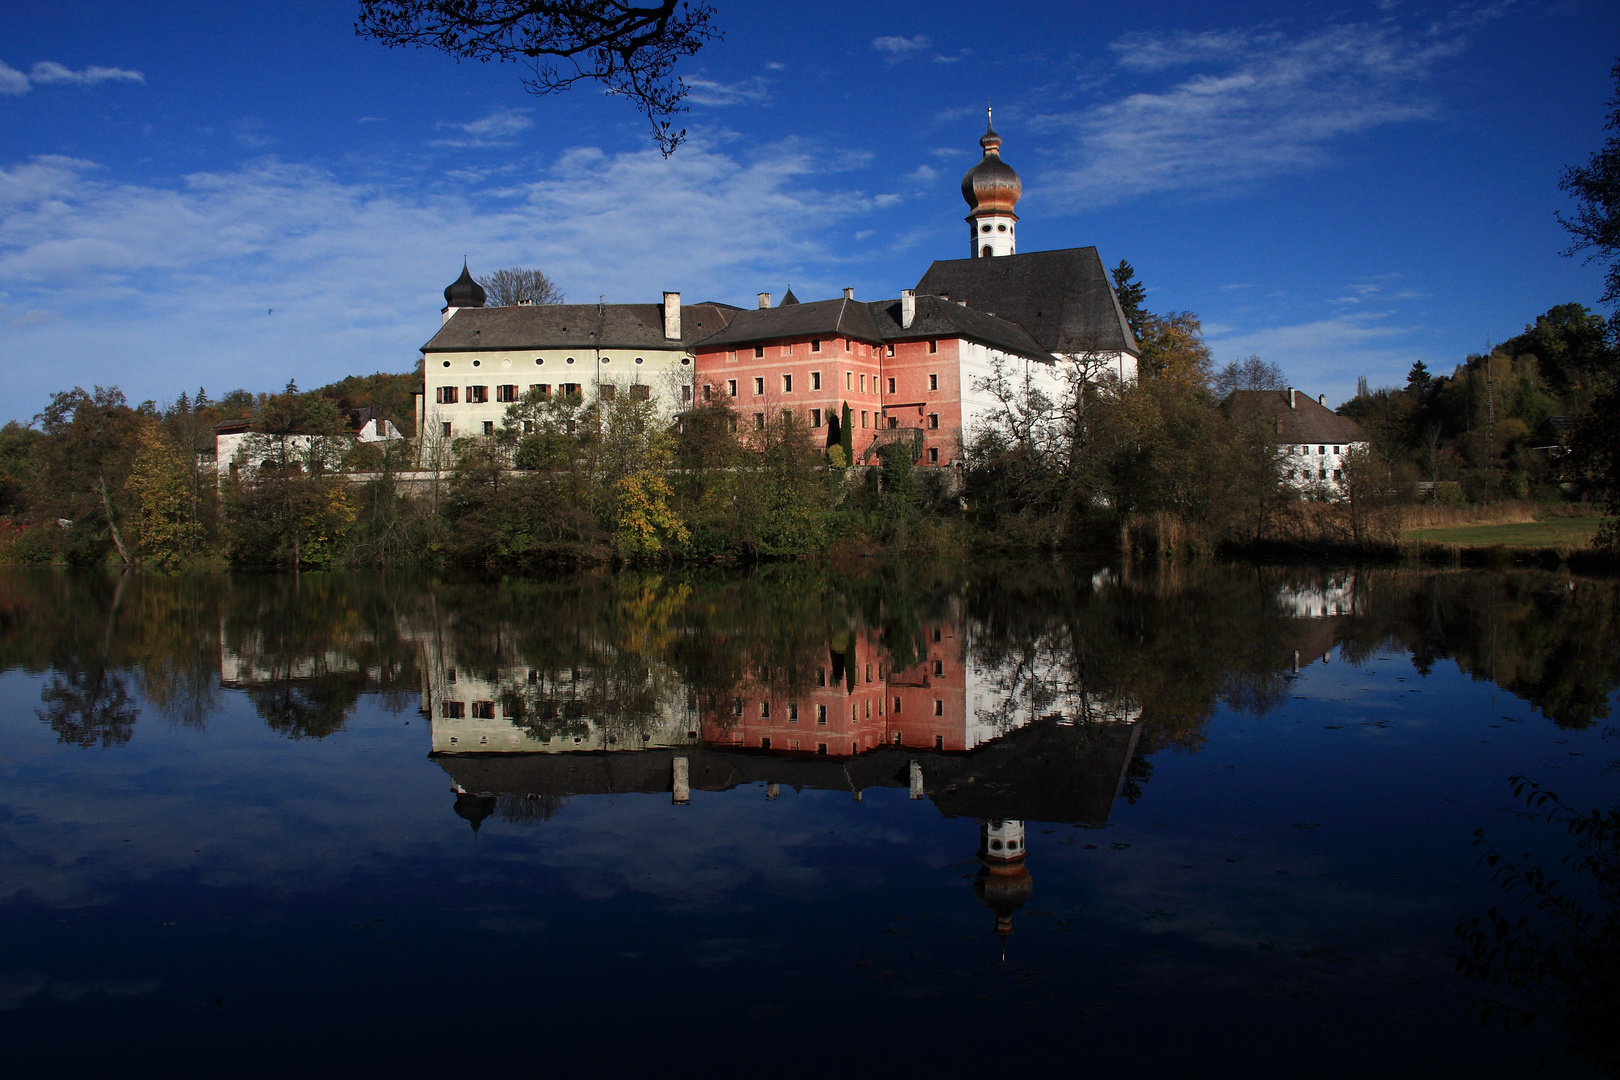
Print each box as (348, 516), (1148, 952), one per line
(444, 261), (487, 308)
(960, 112), (1022, 217)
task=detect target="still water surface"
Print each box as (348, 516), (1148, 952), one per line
(0, 566), (1615, 1076)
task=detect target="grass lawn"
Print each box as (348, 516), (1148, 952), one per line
(1407, 519), (1601, 548)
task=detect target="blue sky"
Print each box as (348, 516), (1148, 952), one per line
(1, 0), (1616, 421)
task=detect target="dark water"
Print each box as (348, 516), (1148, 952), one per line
(0, 565), (1615, 1077)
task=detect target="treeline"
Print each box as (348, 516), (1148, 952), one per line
(1341, 302), (1619, 510)
(0, 288), (1614, 569)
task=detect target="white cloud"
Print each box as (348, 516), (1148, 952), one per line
(0, 138), (888, 417)
(904, 165), (938, 184)
(0, 62), (28, 96)
(684, 76), (771, 106)
(1205, 311), (1420, 406)
(432, 106), (533, 147)
(873, 35), (931, 59)
(28, 61), (145, 87)
(1031, 12), (1511, 207)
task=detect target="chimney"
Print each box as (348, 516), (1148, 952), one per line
(662, 291), (681, 339)
(843, 287), (854, 300)
(1318, 393), (1325, 406)
(900, 289), (916, 329)
(758, 292), (772, 309)
(1288, 387), (1296, 409)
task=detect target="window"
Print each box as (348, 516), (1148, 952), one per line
(886, 344), (895, 357)
(703, 384), (712, 401)
(733, 698), (744, 716)
(928, 340), (938, 354)
(934, 735), (944, 749)
(467, 385), (488, 403)
(754, 413), (765, 430)
(436, 386), (458, 404)
(861, 410), (868, 428)
(982, 246), (992, 257)
(817, 668), (826, 687)
(760, 701), (770, 718)
(761, 737), (772, 750)
(887, 377), (896, 394)
(782, 374), (793, 392)
(599, 384), (616, 401)
(1318, 468), (1327, 480)
(981, 224), (991, 233)
(888, 415), (898, 429)
(1333, 469), (1343, 481)
(846, 372), (853, 390)
(634, 357), (644, 365)
(865, 664), (872, 682)
(442, 701), (464, 718)
(811, 409), (822, 427)
(472, 701), (495, 719)
(632, 384), (651, 401)
(440, 421), (452, 437)
(1333, 445), (1341, 454)
(927, 447), (939, 464)
(928, 373), (938, 391)
(816, 704), (827, 724)
(754, 345), (764, 358)
(933, 700), (943, 716)
(893, 697), (902, 713)
(932, 628), (941, 642)
(727, 379), (738, 397)
(811, 340), (821, 353)
(812, 371), (821, 390)
(928, 413), (939, 429)
(562, 383), (580, 397)
(497, 384), (518, 402)
(860, 374), (866, 393)
(522, 420), (534, 434)
(932, 660), (943, 676)
(681, 385), (692, 402)
(753, 377), (764, 395)
(1319, 445), (1326, 454)
(726, 415), (738, 433)
(529, 383), (545, 396)
(817, 743), (828, 755)
(781, 409), (792, 425)
(893, 732), (902, 745)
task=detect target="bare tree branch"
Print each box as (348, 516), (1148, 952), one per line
(356, 0), (720, 155)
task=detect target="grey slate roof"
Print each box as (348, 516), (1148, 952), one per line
(421, 301), (740, 353)
(868, 295), (1057, 364)
(915, 247), (1140, 357)
(691, 296), (885, 349)
(693, 294), (1058, 364)
(1220, 390), (1366, 444)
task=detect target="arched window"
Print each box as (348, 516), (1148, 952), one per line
(981, 245), (992, 258)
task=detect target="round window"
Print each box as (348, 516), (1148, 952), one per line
(441, 361), (450, 368)
(601, 357), (610, 364)
(981, 224), (991, 233)
(566, 357), (575, 365)
(535, 358), (544, 365)
(680, 358), (691, 366)
(472, 359), (481, 367)
(997, 223), (1006, 232)
(634, 357), (644, 365)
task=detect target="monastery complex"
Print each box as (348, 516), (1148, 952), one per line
(415, 113), (1147, 469)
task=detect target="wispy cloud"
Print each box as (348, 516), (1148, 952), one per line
(0, 60), (145, 94)
(1206, 310), (1420, 406)
(1031, 9), (1512, 207)
(431, 106), (533, 147)
(684, 76), (771, 106)
(0, 138), (888, 415)
(873, 35), (930, 61)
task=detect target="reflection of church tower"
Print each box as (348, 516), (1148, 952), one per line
(452, 786), (496, 839)
(960, 107), (1022, 259)
(973, 818), (1033, 957)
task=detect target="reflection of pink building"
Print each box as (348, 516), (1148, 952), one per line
(699, 622), (969, 758)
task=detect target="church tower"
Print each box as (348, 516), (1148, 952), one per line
(973, 817), (1034, 957)
(960, 107), (1021, 259)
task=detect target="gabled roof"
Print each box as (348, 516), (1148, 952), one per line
(915, 247), (1140, 357)
(692, 296), (885, 349)
(1220, 390), (1366, 444)
(692, 293), (1058, 363)
(421, 301), (739, 353)
(868, 295), (1057, 364)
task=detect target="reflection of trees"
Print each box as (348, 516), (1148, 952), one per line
(246, 676), (364, 740)
(1455, 776), (1619, 1076)
(38, 659), (138, 747)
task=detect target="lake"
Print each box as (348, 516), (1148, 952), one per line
(0, 565), (1615, 1077)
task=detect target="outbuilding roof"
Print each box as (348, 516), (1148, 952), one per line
(692, 296), (886, 349)
(421, 301), (740, 353)
(915, 247), (1140, 357)
(1221, 390), (1366, 444)
(868, 295), (1057, 363)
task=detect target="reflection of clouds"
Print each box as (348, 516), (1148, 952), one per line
(0, 973), (160, 1011)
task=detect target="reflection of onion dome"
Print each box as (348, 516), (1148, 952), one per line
(443, 261), (487, 309)
(960, 115), (1022, 217)
(974, 860), (1035, 939)
(453, 790), (496, 837)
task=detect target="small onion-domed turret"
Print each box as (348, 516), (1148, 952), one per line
(443, 261), (487, 309)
